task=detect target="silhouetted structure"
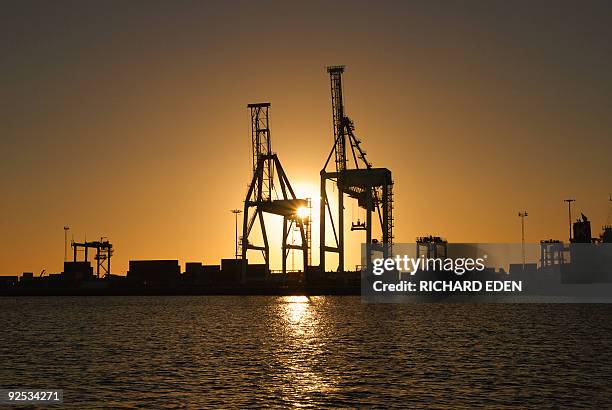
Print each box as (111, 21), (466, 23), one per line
(72, 238), (113, 277)
(185, 262), (203, 275)
(63, 261), (94, 282)
(20, 272), (34, 281)
(183, 264), (222, 286)
(537, 212), (612, 283)
(0, 276), (18, 288)
(222, 258), (242, 283)
(7, 65), (612, 297)
(602, 226), (612, 243)
(127, 260), (180, 286)
(320, 66), (394, 272)
(416, 236), (448, 259)
(572, 213), (593, 243)
(564, 198), (576, 241)
(241, 103), (311, 280)
(540, 240), (567, 269)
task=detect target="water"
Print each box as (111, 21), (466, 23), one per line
(0, 296), (611, 408)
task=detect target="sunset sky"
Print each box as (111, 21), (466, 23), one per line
(1, 0), (611, 275)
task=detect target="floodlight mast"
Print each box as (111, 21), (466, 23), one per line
(518, 211), (528, 268)
(230, 209), (242, 259)
(564, 199), (575, 241)
(64, 226), (70, 262)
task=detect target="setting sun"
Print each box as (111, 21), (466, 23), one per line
(296, 206), (310, 220)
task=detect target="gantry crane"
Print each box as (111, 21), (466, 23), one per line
(71, 238), (113, 278)
(320, 66), (394, 272)
(241, 103), (311, 281)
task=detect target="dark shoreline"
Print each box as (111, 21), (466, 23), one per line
(0, 285), (361, 297)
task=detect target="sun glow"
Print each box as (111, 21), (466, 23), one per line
(296, 206), (310, 220)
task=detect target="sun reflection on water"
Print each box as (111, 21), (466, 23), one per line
(274, 296), (340, 399)
(283, 295), (311, 325)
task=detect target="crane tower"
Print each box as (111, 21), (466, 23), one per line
(320, 66), (394, 272)
(241, 103), (311, 281)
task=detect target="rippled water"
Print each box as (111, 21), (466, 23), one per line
(0, 296), (611, 408)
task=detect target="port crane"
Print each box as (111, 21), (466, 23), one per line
(241, 103), (311, 281)
(320, 66), (394, 272)
(71, 238), (113, 278)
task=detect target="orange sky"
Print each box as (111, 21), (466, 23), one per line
(1, 1), (611, 275)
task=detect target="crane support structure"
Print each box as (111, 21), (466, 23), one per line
(241, 103), (311, 282)
(320, 66), (394, 272)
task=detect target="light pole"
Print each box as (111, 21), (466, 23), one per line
(564, 199), (575, 241)
(63, 226), (70, 261)
(518, 211), (528, 269)
(230, 209), (242, 259)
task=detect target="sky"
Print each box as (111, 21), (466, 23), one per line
(1, 0), (611, 275)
